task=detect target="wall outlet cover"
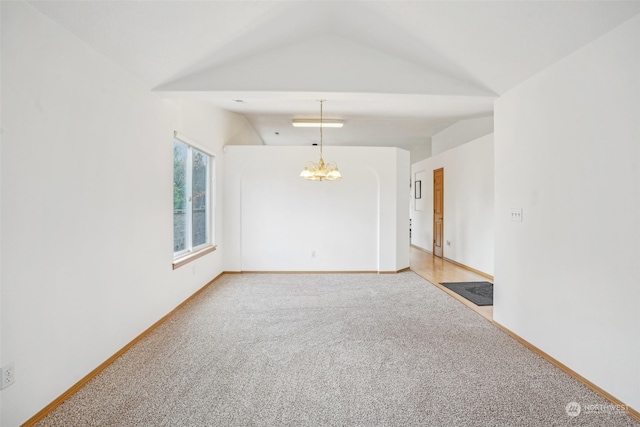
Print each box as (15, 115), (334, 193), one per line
(1, 362), (16, 390)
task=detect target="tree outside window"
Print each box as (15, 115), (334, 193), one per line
(173, 138), (212, 257)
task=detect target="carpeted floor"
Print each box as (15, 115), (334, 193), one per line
(37, 272), (638, 426)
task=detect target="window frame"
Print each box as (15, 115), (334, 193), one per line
(172, 132), (216, 268)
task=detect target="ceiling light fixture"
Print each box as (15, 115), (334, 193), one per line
(299, 100), (342, 181)
(292, 119), (344, 128)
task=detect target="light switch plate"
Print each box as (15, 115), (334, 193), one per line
(510, 208), (523, 222)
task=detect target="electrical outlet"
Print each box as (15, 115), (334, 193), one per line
(311, 250), (316, 258)
(1, 362), (15, 390)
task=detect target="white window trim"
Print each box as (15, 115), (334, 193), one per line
(173, 132), (216, 266)
(174, 131), (215, 157)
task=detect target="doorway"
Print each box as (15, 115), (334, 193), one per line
(433, 168), (444, 258)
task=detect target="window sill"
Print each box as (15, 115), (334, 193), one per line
(172, 245), (217, 270)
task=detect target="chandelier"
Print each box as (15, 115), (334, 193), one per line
(299, 100), (342, 181)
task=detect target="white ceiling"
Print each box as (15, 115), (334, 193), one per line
(29, 1), (640, 150)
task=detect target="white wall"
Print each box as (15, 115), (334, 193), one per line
(0, 3), (260, 425)
(224, 146), (410, 272)
(408, 137), (432, 164)
(431, 116), (494, 156)
(0, 3), (3, 423)
(494, 15), (640, 411)
(411, 134), (494, 276)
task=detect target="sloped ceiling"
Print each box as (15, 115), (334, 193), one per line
(29, 1), (640, 149)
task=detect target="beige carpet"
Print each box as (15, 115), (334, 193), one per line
(37, 272), (638, 426)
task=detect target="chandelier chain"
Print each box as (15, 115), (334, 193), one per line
(299, 99), (341, 181)
(319, 99), (323, 158)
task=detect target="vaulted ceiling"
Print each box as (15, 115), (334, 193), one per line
(29, 1), (640, 150)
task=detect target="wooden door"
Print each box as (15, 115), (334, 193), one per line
(433, 168), (444, 258)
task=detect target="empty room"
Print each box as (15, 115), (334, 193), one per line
(1, 1), (639, 426)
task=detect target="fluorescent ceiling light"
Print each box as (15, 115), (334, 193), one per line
(292, 119), (344, 128)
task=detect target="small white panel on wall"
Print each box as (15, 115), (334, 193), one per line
(414, 171), (427, 211)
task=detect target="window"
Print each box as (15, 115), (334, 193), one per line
(173, 133), (215, 265)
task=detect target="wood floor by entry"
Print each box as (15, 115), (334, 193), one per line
(409, 246), (493, 321)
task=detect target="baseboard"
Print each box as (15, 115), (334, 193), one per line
(443, 257), (494, 281)
(21, 268), (412, 425)
(410, 244), (431, 254)
(492, 321), (639, 422)
(410, 244), (493, 281)
(240, 270), (410, 274)
(29, 269), (635, 426)
(22, 272), (226, 427)
(241, 270), (378, 274)
(379, 267), (411, 274)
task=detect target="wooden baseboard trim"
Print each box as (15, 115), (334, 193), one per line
(30, 269), (636, 427)
(21, 267), (414, 424)
(242, 269), (411, 274)
(241, 270), (378, 274)
(442, 257), (494, 281)
(379, 266), (411, 274)
(492, 321), (639, 422)
(22, 272), (226, 427)
(410, 244), (431, 254)
(410, 244), (493, 281)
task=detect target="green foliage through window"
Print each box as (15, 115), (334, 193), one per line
(173, 138), (212, 255)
